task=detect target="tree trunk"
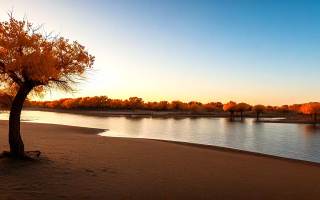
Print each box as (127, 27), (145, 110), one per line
(230, 111), (234, 121)
(9, 82), (33, 158)
(314, 113), (317, 121)
(240, 111), (243, 118)
(257, 112), (260, 121)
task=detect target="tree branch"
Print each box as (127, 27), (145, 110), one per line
(0, 61), (4, 69)
(8, 70), (23, 85)
(2, 92), (14, 103)
(48, 78), (67, 83)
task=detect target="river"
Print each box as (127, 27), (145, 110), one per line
(1, 110), (320, 163)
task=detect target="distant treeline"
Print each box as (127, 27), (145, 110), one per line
(17, 95), (319, 114)
(26, 96), (224, 113)
(0, 94), (319, 118)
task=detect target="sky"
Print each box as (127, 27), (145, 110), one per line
(1, 0), (320, 106)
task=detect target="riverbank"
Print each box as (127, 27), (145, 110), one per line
(262, 119), (320, 124)
(25, 107), (320, 125)
(23, 107), (290, 118)
(1, 121), (320, 199)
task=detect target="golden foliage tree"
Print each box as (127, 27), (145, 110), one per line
(300, 102), (320, 121)
(252, 104), (266, 121)
(171, 100), (182, 111)
(289, 104), (301, 113)
(129, 97), (143, 111)
(0, 14), (94, 158)
(158, 101), (169, 111)
(223, 101), (238, 120)
(237, 103), (251, 118)
(89, 96), (108, 110)
(203, 103), (217, 112)
(190, 103), (201, 115)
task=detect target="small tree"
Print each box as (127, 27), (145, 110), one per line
(171, 100), (182, 111)
(252, 104), (266, 121)
(123, 99), (130, 110)
(190, 103), (201, 115)
(289, 104), (301, 113)
(214, 102), (223, 108)
(223, 101), (238, 120)
(237, 103), (251, 118)
(0, 14), (94, 158)
(300, 102), (320, 121)
(90, 96), (108, 110)
(203, 103), (217, 112)
(159, 101), (169, 111)
(129, 97), (143, 111)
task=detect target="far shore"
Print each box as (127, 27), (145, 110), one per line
(20, 107), (320, 124)
(1, 121), (320, 199)
(23, 107), (290, 118)
(261, 119), (320, 124)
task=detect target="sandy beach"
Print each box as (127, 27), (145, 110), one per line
(1, 121), (320, 199)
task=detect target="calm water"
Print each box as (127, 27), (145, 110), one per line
(1, 110), (320, 163)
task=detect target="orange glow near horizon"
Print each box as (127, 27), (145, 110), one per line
(1, 1), (320, 107)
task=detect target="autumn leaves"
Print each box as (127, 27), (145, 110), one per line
(0, 14), (95, 158)
(21, 97), (319, 121)
(300, 103), (320, 121)
(222, 101), (266, 121)
(0, 15), (94, 95)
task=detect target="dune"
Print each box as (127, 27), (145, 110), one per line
(1, 120), (320, 199)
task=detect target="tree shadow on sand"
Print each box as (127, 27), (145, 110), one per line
(0, 151), (41, 161)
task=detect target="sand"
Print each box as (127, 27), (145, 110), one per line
(1, 120), (320, 199)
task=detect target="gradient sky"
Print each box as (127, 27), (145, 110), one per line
(1, 0), (320, 106)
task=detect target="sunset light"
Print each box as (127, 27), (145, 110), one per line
(1, 1), (320, 199)
(1, 0), (320, 105)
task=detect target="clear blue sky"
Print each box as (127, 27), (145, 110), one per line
(1, 0), (320, 106)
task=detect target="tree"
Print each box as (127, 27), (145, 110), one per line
(237, 103), (251, 118)
(190, 103), (201, 114)
(252, 104), (266, 121)
(129, 97), (143, 111)
(158, 101), (169, 111)
(171, 100), (182, 111)
(188, 101), (202, 106)
(280, 105), (289, 113)
(79, 97), (92, 109)
(289, 104), (301, 113)
(203, 103), (217, 112)
(90, 96), (108, 110)
(223, 101), (238, 120)
(214, 102), (223, 108)
(61, 98), (82, 110)
(266, 105), (274, 111)
(123, 99), (130, 110)
(0, 14), (94, 158)
(300, 102), (320, 121)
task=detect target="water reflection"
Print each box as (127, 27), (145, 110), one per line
(0, 111), (320, 163)
(172, 117), (183, 121)
(225, 117), (244, 122)
(304, 124), (320, 134)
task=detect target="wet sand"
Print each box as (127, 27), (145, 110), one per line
(1, 120), (320, 199)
